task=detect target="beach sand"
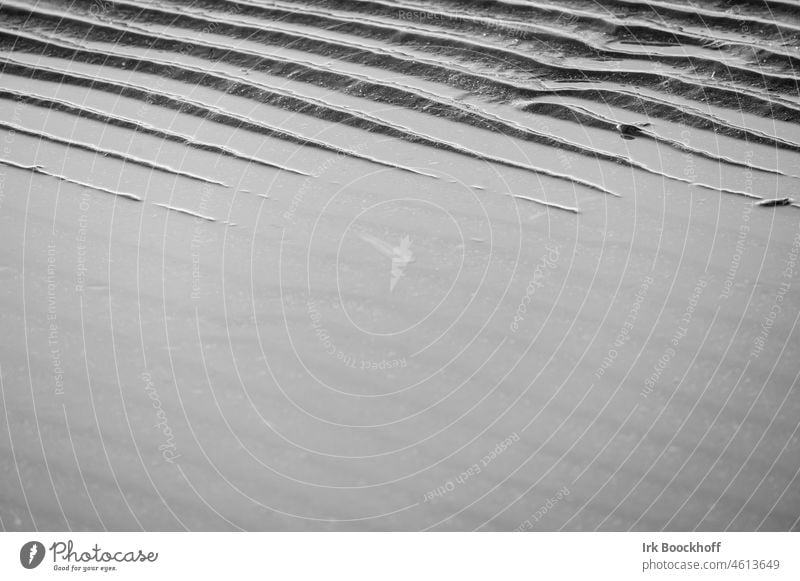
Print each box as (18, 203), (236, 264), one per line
(0, 0), (799, 530)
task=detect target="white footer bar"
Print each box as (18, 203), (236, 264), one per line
(2, 532), (796, 580)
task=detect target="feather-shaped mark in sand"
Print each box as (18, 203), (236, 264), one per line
(359, 232), (415, 292)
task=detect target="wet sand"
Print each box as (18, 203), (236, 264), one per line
(0, 0), (799, 531)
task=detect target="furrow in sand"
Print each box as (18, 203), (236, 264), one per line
(110, 15), (800, 176)
(54, 0), (800, 118)
(518, 100), (799, 177)
(7, 5), (796, 157)
(6, 4), (796, 189)
(104, 15), (796, 172)
(234, 0), (800, 73)
(691, 182), (763, 200)
(228, 0), (800, 91)
(551, 0), (800, 37)
(0, 35), (623, 195)
(3, 0), (525, 99)
(22, 21), (645, 170)
(2, 26), (708, 190)
(0, 159), (143, 201)
(0, 120), (230, 187)
(152, 202), (218, 222)
(441, 0), (800, 69)
(0, 90), (311, 177)
(446, 0), (794, 45)
(516, 91), (800, 153)
(512, 194), (581, 214)
(0, 56), (437, 180)
(385, 0), (800, 73)
(3, 22), (792, 190)
(655, 0), (800, 19)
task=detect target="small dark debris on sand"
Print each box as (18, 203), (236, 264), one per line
(755, 197), (792, 207)
(616, 123), (651, 139)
